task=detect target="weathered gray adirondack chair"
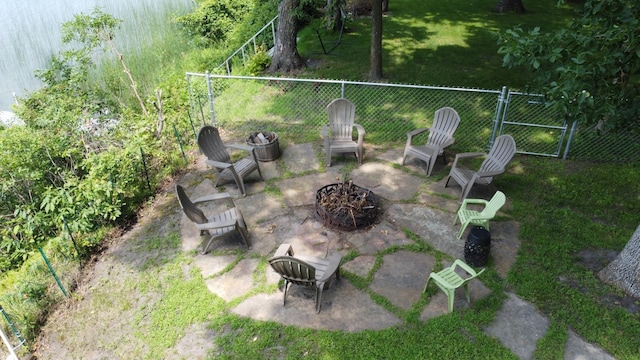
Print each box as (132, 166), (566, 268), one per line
(197, 126), (263, 196)
(268, 244), (342, 313)
(401, 107), (461, 176)
(176, 185), (251, 254)
(445, 134), (516, 201)
(321, 98), (365, 167)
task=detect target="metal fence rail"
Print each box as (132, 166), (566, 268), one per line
(184, 72), (640, 163)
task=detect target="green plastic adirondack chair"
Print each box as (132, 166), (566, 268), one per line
(424, 259), (485, 313)
(454, 191), (506, 239)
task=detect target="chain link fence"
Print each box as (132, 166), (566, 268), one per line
(184, 73), (639, 163)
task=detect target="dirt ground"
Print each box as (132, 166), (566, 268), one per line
(29, 181), (219, 360)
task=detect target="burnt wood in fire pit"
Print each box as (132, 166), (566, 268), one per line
(315, 182), (378, 231)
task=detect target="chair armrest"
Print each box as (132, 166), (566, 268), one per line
(460, 198), (488, 208)
(195, 218), (238, 231)
(205, 159), (234, 169)
(227, 143), (254, 152)
(451, 152), (485, 169)
(440, 137), (455, 149)
(192, 192), (232, 204)
(475, 168), (505, 178)
(316, 253), (342, 282)
(453, 259), (484, 277)
(407, 127), (430, 139)
(274, 243), (294, 257)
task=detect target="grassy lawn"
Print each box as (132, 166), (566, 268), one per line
(26, 0), (640, 358)
(208, 0), (639, 357)
(297, 0), (578, 89)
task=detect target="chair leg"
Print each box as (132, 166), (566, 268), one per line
(283, 280), (289, 306)
(444, 175), (451, 187)
(426, 156), (436, 177)
(464, 284), (471, 304)
(457, 222), (468, 239)
(256, 163), (264, 181)
(423, 276), (431, 293)
(316, 284), (325, 313)
(446, 289), (455, 313)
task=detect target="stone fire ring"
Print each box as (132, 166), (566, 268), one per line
(315, 183), (378, 231)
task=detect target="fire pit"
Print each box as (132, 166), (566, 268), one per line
(315, 181), (378, 231)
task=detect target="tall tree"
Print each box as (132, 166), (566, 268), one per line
(498, 0), (640, 131)
(599, 225), (640, 299)
(269, 0), (305, 73)
(369, 0), (383, 81)
(493, 0), (526, 13)
(62, 7), (149, 116)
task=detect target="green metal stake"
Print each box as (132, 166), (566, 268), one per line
(0, 305), (25, 346)
(139, 147), (152, 193)
(38, 247), (69, 298)
(62, 216), (81, 259)
(173, 124), (188, 165)
(187, 109), (197, 141)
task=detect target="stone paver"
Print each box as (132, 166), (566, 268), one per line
(484, 292), (550, 360)
(386, 203), (463, 259)
(564, 330), (615, 360)
(370, 251), (435, 310)
(351, 162), (425, 201)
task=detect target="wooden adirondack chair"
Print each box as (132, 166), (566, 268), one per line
(176, 185), (251, 254)
(401, 107), (461, 176)
(321, 98), (365, 167)
(197, 126), (263, 196)
(268, 244), (342, 313)
(454, 191), (506, 238)
(445, 134), (516, 201)
(424, 259), (485, 313)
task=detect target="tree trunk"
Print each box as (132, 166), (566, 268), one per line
(326, 0), (344, 31)
(269, 0), (305, 73)
(598, 225), (640, 299)
(493, 0), (526, 13)
(382, 0), (389, 12)
(369, 0), (383, 81)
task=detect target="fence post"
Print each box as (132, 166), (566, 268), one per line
(206, 70), (216, 126)
(563, 120), (578, 160)
(489, 86), (508, 150)
(38, 247), (69, 298)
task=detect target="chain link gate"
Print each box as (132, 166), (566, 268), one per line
(497, 90), (567, 158)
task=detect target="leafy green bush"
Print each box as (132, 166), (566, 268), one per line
(243, 45), (272, 75)
(174, 0), (254, 47)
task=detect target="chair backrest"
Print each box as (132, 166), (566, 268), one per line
(478, 134), (517, 179)
(326, 98), (356, 141)
(197, 126), (231, 163)
(176, 185), (208, 225)
(269, 256), (316, 287)
(428, 107), (460, 147)
(480, 191), (506, 218)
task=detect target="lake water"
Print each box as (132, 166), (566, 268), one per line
(0, 0), (195, 112)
